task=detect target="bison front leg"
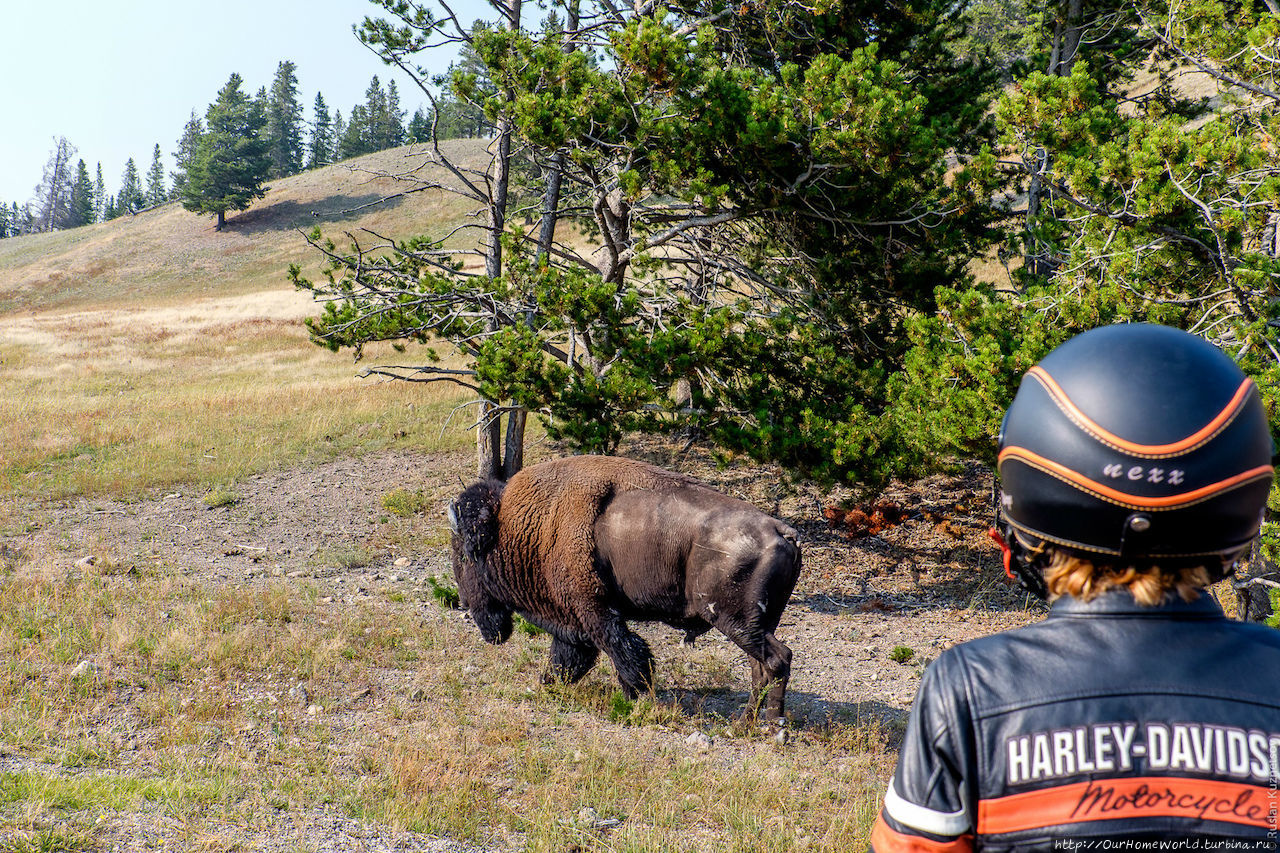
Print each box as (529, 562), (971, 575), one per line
(543, 635), (599, 685)
(582, 611), (654, 700)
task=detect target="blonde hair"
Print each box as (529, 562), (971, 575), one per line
(1042, 550), (1213, 607)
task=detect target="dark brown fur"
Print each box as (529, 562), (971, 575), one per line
(448, 456), (802, 722)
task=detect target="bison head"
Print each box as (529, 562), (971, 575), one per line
(448, 479), (512, 644)
(448, 479), (504, 562)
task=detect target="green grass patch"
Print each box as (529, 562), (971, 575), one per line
(381, 488), (430, 517)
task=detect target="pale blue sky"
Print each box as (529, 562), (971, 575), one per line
(0, 0), (489, 204)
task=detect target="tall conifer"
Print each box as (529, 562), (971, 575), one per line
(309, 92), (333, 169)
(93, 163), (106, 222)
(181, 73), (272, 230)
(69, 159), (94, 227)
(145, 144), (167, 206)
(266, 60), (305, 177)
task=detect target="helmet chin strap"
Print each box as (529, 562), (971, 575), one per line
(990, 476), (1051, 600)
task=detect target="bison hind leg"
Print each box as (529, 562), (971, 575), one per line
(717, 620), (793, 725)
(750, 634), (792, 725)
(544, 636), (600, 685)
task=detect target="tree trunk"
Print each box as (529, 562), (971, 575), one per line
(215, 210), (226, 231)
(536, 0), (579, 263)
(475, 0), (526, 482)
(477, 401), (503, 481)
(1024, 0), (1084, 279)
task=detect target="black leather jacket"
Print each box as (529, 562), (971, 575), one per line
(871, 591), (1280, 852)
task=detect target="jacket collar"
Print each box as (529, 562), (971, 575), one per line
(1048, 589), (1226, 620)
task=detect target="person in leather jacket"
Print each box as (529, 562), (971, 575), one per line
(871, 324), (1280, 852)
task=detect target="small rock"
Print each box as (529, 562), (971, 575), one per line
(287, 570), (308, 578)
(307, 704), (323, 716)
(76, 556), (97, 568)
(389, 574), (401, 583)
(773, 728), (790, 745)
(289, 683), (311, 706)
(245, 567), (260, 578)
(409, 686), (429, 701)
(685, 731), (713, 752)
(576, 807), (622, 830)
(70, 660), (97, 679)
(350, 686), (373, 703)
(270, 566), (284, 577)
(393, 557), (410, 568)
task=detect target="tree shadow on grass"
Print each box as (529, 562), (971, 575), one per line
(227, 194), (400, 235)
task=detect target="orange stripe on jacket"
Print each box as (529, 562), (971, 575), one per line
(978, 777), (1279, 835)
(1027, 367), (1255, 458)
(870, 813), (974, 853)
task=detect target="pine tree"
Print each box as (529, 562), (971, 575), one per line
(181, 73), (272, 230)
(384, 79), (406, 148)
(331, 110), (347, 162)
(362, 76), (389, 151)
(68, 159), (94, 227)
(338, 104), (369, 159)
(0, 203), (10, 239)
(93, 163), (106, 222)
(145, 144), (167, 206)
(406, 106), (430, 142)
(309, 92), (333, 169)
(171, 111), (204, 198)
(266, 60), (305, 177)
(116, 157), (144, 216)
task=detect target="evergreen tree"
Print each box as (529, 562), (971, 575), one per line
(331, 110), (347, 162)
(145, 144), (167, 206)
(406, 106), (430, 142)
(301, 0), (1004, 482)
(68, 159), (94, 227)
(266, 60), (306, 177)
(93, 163), (106, 222)
(116, 157), (144, 216)
(383, 79), (406, 148)
(362, 76), (389, 150)
(0, 203), (10, 239)
(338, 104), (369, 158)
(171, 111), (204, 198)
(309, 92), (333, 169)
(181, 73), (272, 230)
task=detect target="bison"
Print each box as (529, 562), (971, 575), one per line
(447, 455), (802, 722)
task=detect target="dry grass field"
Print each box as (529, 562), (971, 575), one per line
(0, 142), (1040, 852)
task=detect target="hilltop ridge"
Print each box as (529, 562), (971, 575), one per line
(0, 138), (491, 317)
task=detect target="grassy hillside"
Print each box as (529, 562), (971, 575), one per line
(0, 141), (496, 501)
(0, 139), (490, 316)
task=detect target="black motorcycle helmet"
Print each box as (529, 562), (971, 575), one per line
(994, 323), (1275, 598)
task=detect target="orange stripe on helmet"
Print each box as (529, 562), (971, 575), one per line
(870, 814), (974, 853)
(978, 777), (1279, 835)
(1027, 366), (1256, 458)
(998, 446), (1273, 510)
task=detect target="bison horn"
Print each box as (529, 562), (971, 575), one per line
(446, 502), (460, 534)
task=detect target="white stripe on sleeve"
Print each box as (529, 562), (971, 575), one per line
(882, 775), (972, 837)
